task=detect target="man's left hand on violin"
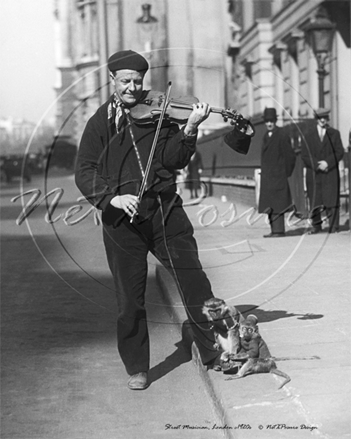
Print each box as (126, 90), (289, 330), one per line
(184, 102), (211, 136)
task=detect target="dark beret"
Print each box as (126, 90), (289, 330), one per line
(263, 107), (278, 121)
(108, 50), (149, 73)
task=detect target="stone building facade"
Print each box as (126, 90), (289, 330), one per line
(53, 0), (239, 144)
(229, 0), (350, 146)
(53, 0), (350, 151)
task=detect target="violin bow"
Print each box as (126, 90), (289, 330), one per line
(130, 81), (173, 224)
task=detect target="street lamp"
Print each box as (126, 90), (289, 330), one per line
(305, 6), (335, 108)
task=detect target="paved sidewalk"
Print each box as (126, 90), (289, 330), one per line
(0, 175), (225, 439)
(156, 190), (351, 439)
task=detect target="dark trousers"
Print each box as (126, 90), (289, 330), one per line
(268, 212), (285, 234)
(310, 205), (340, 231)
(102, 200), (216, 375)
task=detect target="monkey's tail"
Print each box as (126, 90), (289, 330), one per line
(272, 355), (320, 361)
(272, 369), (291, 389)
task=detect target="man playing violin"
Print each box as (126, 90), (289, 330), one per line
(75, 50), (252, 390)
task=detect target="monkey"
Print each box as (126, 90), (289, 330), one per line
(203, 302), (319, 383)
(225, 314), (291, 389)
(238, 314), (271, 358)
(202, 298), (244, 372)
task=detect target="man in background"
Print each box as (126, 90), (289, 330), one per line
(186, 150), (203, 199)
(258, 108), (296, 237)
(301, 108), (344, 233)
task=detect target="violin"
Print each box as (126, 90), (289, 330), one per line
(129, 89), (254, 135)
(129, 82), (254, 224)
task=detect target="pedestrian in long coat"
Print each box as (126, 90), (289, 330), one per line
(258, 108), (296, 237)
(186, 150), (203, 198)
(301, 108), (344, 233)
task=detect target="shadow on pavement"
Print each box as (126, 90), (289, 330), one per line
(148, 339), (192, 384)
(148, 321), (192, 384)
(236, 304), (324, 322)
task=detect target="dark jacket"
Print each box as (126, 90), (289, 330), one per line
(76, 95), (254, 225)
(75, 95), (198, 224)
(301, 124), (344, 208)
(258, 126), (296, 214)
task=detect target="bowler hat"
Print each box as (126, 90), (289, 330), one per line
(108, 50), (149, 73)
(314, 108), (330, 119)
(263, 108), (277, 121)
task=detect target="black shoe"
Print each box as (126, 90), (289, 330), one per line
(263, 232), (285, 238)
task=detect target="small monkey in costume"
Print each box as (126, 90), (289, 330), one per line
(227, 314), (291, 389)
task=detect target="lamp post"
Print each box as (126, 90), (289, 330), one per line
(136, 4), (158, 90)
(305, 6), (335, 108)
(96, 0), (110, 105)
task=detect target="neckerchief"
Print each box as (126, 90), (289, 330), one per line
(107, 93), (130, 133)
